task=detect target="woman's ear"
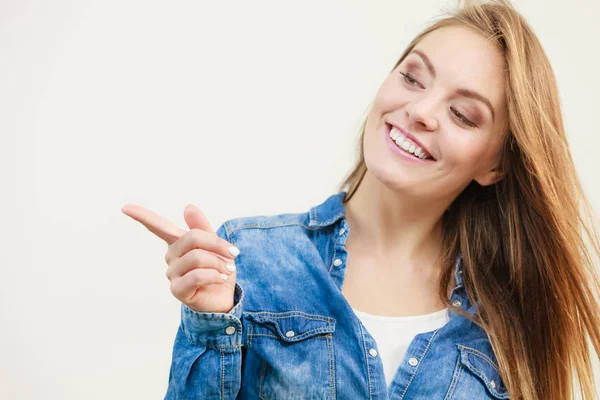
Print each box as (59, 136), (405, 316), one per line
(474, 166), (506, 186)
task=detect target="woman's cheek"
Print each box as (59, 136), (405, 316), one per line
(452, 140), (493, 179)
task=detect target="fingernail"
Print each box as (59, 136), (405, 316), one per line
(228, 246), (240, 257)
(226, 262), (236, 272)
(220, 273), (228, 280)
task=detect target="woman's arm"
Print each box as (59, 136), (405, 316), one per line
(165, 282), (245, 400)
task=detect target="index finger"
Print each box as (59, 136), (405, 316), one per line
(122, 203), (185, 245)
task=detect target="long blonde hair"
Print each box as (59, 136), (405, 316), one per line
(339, 1), (600, 398)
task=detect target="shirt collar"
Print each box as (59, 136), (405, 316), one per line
(308, 191), (347, 228)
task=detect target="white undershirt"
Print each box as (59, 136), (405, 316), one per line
(352, 307), (450, 388)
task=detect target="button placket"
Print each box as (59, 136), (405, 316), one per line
(329, 219), (349, 283)
(337, 218), (385, 397)
(358, 322), (386, 396)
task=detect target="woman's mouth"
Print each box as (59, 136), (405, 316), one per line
(385, 124), (435, 161)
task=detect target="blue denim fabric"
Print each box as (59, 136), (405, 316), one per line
(165, 191), (509, 399)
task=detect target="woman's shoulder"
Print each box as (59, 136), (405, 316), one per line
(219, 210), (310, 237)
(214, 208), (319, 267)
(218, 208), (335, 314)
(218, 191), (347, 239)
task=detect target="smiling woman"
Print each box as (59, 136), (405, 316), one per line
(123, 0), (600, 399)
(339, 1), (600, 399)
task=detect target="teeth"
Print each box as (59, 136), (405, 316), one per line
(389, 126), (431, 160)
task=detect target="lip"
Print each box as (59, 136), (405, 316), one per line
(384, 123), (436, 163)
(385, 121), (436, 161)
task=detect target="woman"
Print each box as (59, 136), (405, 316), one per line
(123, 0), (600, 398)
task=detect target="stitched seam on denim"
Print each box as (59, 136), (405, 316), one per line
(228, 222), (311, 235)
(248, 311), (334, 323)
(206, 344), (243, 350)
(247, 333), (332, 341)
(460, 357), (500, 395)
(357, 322), (373, 400)
(443, 352), (464, 400)
(463, 363), (502, 397)
(185, 313), (241, 321)
(220, 348), (225, 400)
(326, 334), (336, 400)
(293, 328), (332, 338)
(247, 333), (279, 339)
(311, 207), (317, 224)
(309, 206), (344, 228)
(189, 320), (242, 346)
(458, 345), (501, 373)
(458, 345), (506, 396)
(316, 212), (344, 227)
(398, 329), (440, 400)
(250, 329), (333, 340)
(220, 221), (232, 241)
(229, 220), (342, 235)
(252, 314), (332, 323)
(259, 360), (268, 400)
(248, 318), (335, 337)
(247, 324), (254, 348)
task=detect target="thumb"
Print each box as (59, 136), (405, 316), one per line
(183, 204), (215, 234)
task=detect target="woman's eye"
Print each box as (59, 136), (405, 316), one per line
(399, 71), (422, 88)
(451, 107), (477, 128)
(398, 71), (478, 129)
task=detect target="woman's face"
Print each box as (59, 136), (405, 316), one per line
(363, 25), (508, 201)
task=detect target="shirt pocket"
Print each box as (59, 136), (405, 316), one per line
(244, 311), (336, 400)
(445, 344), (510, 399)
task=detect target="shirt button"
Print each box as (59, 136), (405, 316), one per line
(408, 357), (419, 366)
(339, 228), (345, 236)
(369, 348), (378, 357)
(490, 379), (496, 389)
(452, 300), (462, 308)
(333, 258), (343, 267)
(225, 326), (236, 335)
(285, 330), (295, 338)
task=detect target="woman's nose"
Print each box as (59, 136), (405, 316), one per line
(405, 98), (439, 132)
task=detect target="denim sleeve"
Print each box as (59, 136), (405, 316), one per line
(164, 223), (244, 400)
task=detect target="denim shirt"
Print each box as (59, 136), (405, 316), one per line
(165, 191), (510, 399)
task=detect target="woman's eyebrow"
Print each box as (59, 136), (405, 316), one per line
(410, 49), (437, 78)
(409, 48), (496, 122)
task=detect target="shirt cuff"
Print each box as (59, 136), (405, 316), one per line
(180, 282), (244, 347)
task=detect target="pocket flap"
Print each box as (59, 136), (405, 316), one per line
(245, 311), (336, 343)
(457, 344), (509, 399)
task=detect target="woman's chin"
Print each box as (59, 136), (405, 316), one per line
(367, 163), (424, 193)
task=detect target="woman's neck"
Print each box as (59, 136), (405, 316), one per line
(343, 171), (449, 265)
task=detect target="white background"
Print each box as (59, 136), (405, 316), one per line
(1, 1), (599, 398)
